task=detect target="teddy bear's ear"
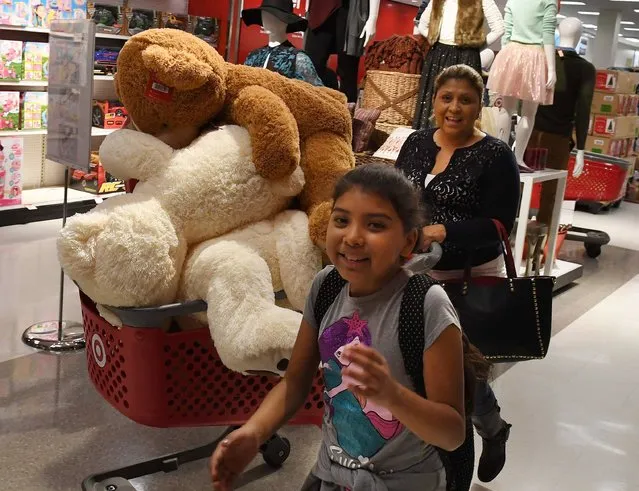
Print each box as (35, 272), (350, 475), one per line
(141, 45), (218, 91)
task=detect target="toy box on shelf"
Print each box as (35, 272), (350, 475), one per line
(191, 16), (220, 48)
(88, 3), (125, 35)
(161, 12), (190, 31)
(71, 151), (125, 195)
(0, 92), (20, 131)
(94, 46), (120, 75)
(0, 137), (23, 207)
(92, 100), (128, 129)
(21, 91), (48, 129)
(22, 42), (49, 81)
(0, 41), (24, 81)
(124, 7), (159, 36)
(0, 0), (31, 27)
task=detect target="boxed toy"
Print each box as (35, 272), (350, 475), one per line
(94, 46), (120, 75)
(0, 0), (31, 27)
(591, 115), (637, 139)
(0, 41), (23, 81)
(21, 92), (48, 129)
(124, 8), (159, 36)
(0, 137), (23, 207)
(22, 42), (49, 81)
(71, 151), (125, 195)
(585, 136), (623, 157)
(161, 12), (190, 31)
(88, 3), (124, 35)
(0, 92), (20, 131)
(191, 16), (220, 47)
(92, 100), (128, 129)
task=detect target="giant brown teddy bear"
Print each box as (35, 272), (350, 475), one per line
(114, 29), (355, 245)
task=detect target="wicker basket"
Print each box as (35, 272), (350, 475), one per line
(362, 70), (421, 126)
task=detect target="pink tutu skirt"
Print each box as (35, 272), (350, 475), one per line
(487, 42), (554, 106)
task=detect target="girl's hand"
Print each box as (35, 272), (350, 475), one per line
(341, 344), (401, 408)
(210, 426), (261, 490)
(421, 224), (446, 251)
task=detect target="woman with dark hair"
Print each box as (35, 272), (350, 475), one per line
(396, 64), (520, 484)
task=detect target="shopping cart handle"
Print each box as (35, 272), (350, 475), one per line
(105, 300), (208, 328)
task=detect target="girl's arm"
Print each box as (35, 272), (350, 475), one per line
(343, 325), (465, 451)
(242, 318), (320, 445)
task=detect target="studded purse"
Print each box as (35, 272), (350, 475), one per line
(440, 220), (555, 363)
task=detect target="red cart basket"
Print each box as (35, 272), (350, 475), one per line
(531, 152), (631, 211)
(80, 291), (324, 490)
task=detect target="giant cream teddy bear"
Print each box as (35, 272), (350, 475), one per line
(60, 126), (320, 375)
(58, 29), (355, 375)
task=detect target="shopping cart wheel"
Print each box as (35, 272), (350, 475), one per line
(93, 477), (137, 490)
(261, 434), (291, 468)
(585, 243), (602, 258)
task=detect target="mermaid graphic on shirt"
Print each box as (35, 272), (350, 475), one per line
(319, 311), (403, 466)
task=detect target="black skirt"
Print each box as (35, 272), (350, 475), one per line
(412, 43), (482, 130)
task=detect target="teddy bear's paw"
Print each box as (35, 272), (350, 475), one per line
(58, 211), (110, 283)
(269, 165), (305, 198)
(211, 305), (301, 377)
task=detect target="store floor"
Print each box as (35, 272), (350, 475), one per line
(1, 204), (639, 491)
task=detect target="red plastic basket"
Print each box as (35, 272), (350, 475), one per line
(81, 292), (325, 428)
(530, 154), (629, 208)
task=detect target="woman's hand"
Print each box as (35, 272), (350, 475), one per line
(210, 426), (261, 490)
(421, 224), (447, 251)
(341, 344), (401, 408)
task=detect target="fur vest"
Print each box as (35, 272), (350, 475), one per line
(427, 0), (486, 48)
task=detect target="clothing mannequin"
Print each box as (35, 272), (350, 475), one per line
(413, 0), (504, 129)
(487, 0), (557, 168)
(528, 17), (595, 225)
(242, 0), (323, 86)
(305, 0), (381, 102)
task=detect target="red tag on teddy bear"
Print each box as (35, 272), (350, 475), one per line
(145, 75), (174, 103)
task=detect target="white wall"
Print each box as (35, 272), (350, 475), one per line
(615, 47), (638, 68)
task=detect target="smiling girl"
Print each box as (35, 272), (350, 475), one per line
(210, 164), (466, 491)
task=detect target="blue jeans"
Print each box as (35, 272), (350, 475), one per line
(472, 379), (504, 439)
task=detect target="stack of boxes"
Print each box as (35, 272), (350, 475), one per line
(586, 70), (639, 158)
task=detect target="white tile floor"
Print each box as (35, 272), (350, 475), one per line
(566, 201), (639, 252)
(472, 273), (639, 490)
(1, 204), (639, 490)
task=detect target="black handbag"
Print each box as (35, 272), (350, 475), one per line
(440, 220), (555, 363)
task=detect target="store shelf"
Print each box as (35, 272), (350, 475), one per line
(0, 25), (130, 41)
(0, 129), (47, 136)
(0, 187), (123, 227)
(0, 128), (117, 137)
(0, 80), (48, 87)
(92, 128), (117, 136)
(94, 75), (115, 81)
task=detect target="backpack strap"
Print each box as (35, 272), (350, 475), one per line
(398, 273), (439, 398)
(314, 268), (348, 329)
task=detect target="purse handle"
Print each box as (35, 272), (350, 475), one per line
(491, 219), (518, 278)
(462, 219), (518, 280)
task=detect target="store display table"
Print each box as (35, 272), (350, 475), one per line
(516, 169), (583, 288)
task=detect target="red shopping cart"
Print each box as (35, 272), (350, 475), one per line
(80, 292), (324, 490)
(530, 151), (631, 258)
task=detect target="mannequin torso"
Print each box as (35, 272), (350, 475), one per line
(245, 11), (324, 86)
(533, 17), (595, 177)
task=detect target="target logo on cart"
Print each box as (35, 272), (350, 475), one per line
(91, 334), (107, 368)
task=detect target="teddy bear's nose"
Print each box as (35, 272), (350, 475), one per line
(277, 358), (289, 371)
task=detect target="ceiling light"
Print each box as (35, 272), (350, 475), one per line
(625, 37), (639, 41)
(578, 11), (600, 15)
(583, 23), (598, 29)
(611, 0), (639, 3)
(621, 21), (635, 24)
(557, 14), (566, 18)
(561, 1), (586, 4)
(625, 27), (639, 30)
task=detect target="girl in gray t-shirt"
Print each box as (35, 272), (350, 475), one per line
(211, 164), (466, 491)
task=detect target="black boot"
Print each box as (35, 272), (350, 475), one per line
(477, 422), (512, 483)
